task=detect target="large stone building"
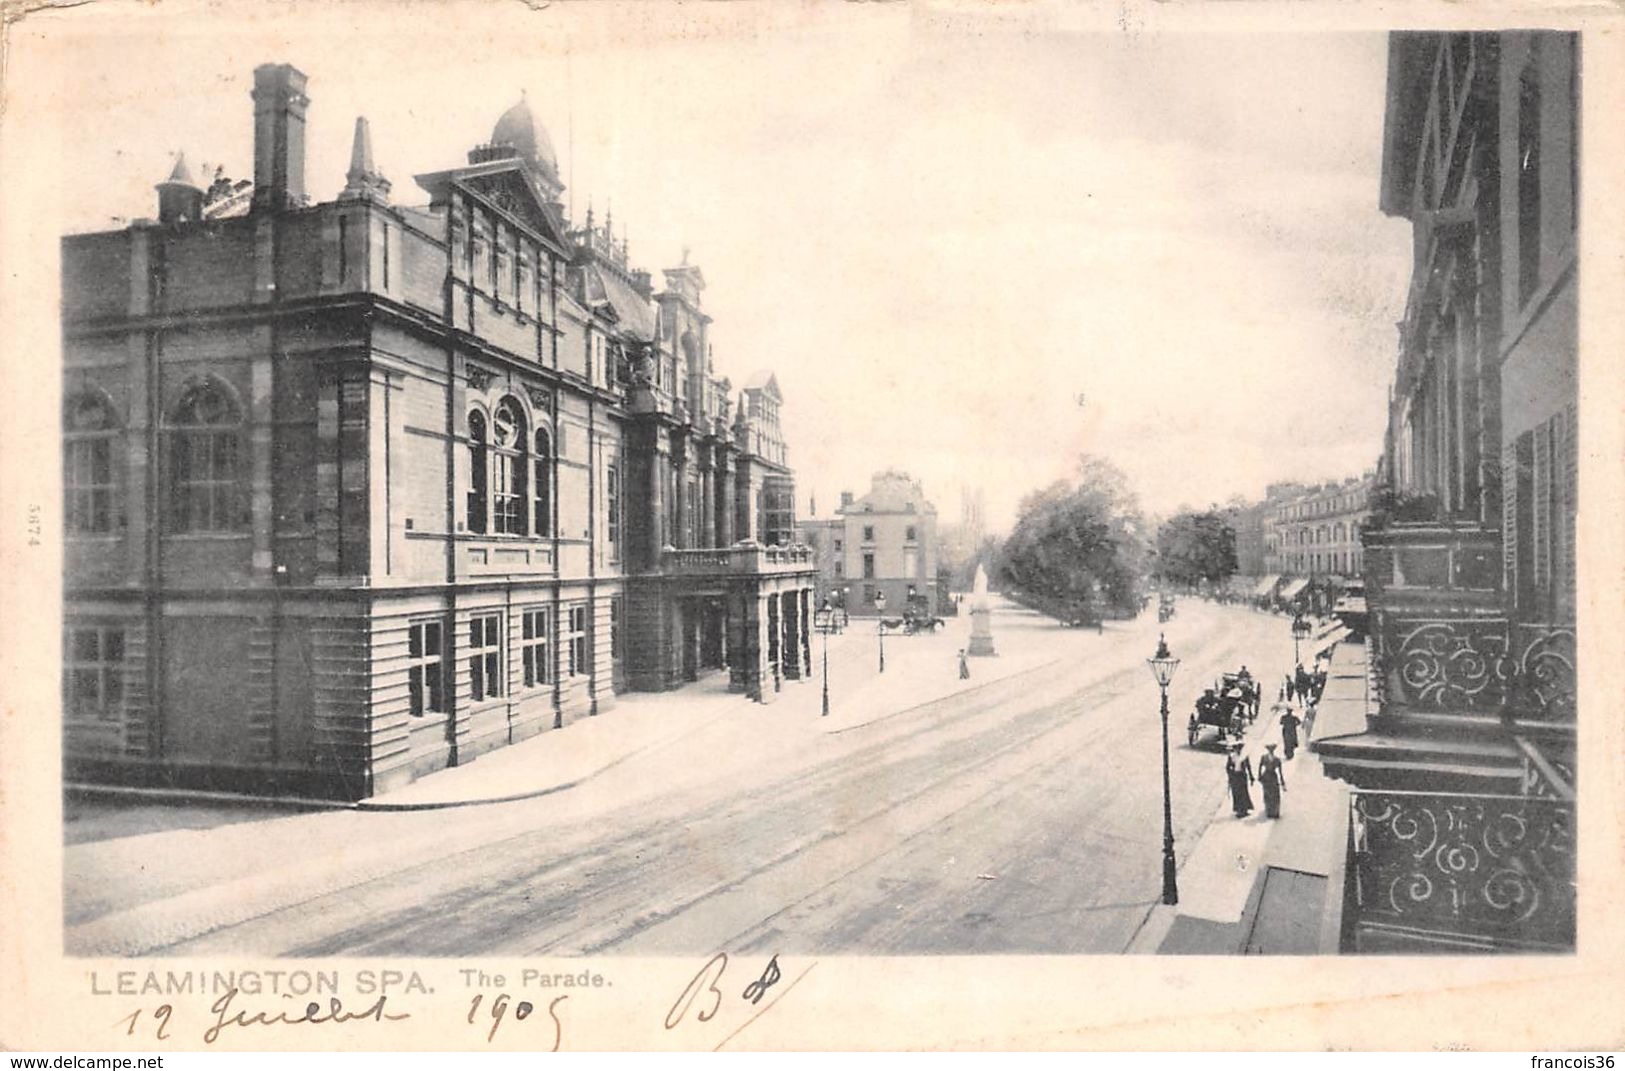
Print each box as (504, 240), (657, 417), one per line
(796, 471), (941, 616)
(60, 63), (814, 800)
(1313, 32), (1578, 952)
(1259, 473), (1375, 606)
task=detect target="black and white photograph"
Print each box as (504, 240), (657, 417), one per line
(2, 0), (1622, 1053)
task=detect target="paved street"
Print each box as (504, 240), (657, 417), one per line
(66, 598), (1304, 957)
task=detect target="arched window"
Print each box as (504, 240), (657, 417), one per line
(490, 397), (528, 535)
(467, 410), (488, 534)
(167, 380), (242, 532)
(64, 392), (119, 533)
(533, 429), (553, 537)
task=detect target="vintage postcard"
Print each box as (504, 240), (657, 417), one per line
(2, 0), (1623, 1052)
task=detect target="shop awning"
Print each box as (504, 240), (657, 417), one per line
(1315, 623), (1352, 649)
(1254, 574), (1281, 596)
(1279, 577), (1310, 601)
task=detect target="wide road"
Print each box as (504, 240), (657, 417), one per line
(68, 600), (1300, 957)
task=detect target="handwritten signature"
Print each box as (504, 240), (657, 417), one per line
(664, 952), (811, 1050)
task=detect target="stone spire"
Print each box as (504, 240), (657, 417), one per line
(339, 116), (391, 203)
(156, 150), (204, 224)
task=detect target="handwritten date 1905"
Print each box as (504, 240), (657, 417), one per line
(467, 992), (568, 1049)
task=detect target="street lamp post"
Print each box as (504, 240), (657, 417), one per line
(820, 598), (831, 717)
(1145, 634), (1182, 906)
(875, 591), (887, 673)
(1292, 612), (1312, 667)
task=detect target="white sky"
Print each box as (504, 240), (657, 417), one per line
(37, 5), (1412, 532)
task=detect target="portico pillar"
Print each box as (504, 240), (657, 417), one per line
(782, 590), (802, 680)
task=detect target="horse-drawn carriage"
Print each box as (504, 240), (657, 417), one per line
(1157, 595), (1177, 624)
(1186, 669), (1262, 747)
(878, 605), (947, 635)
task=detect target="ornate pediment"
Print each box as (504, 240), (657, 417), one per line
(415, 161), (570, 252)
(465, 170), (568, 244)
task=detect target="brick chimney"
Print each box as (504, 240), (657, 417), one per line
(251, 63), (309, 212)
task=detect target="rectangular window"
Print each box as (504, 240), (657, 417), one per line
(521, 608), (550, 689)
(171, 429), (240, 532)
(610, 597), (623, 662)
(863, 552), (876, 579)
(493, 450), (523, 534)
(407, 620), (446, 716)
(685, 478), (698, 549)
(905, 526), (917, 542)
(63, 624), (124, 720)
(468, 614), (502, 703)
(834, 560), (844, 578)
(567, 605), (588, 677)
(833, 538), (843, 552)
(862, 526), (875, 543)
(65, 436), (116, 533)
(1518, 46), (1544, 306)
(863, 584), (876, 604)
(607, 462), (621, 559)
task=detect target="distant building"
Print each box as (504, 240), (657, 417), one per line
(1262, 473), (1375, 586)
(796, 471), (940, 616)
(60, 64), (814, 801)
(1227, 500), (1269, 578)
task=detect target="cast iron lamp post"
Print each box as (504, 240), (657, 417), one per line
(874, 590), (887, 673)
(1292, 612), (1312, 666)
(1146, 633), (1182, 906)
(820, 598), (831, 717)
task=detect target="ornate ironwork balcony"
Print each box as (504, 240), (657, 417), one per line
(1361, 523), (1575, 729)
(662, 542), (813, 578)
(1345, 789), (1575, 952)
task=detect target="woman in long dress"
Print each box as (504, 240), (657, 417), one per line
(1258, 743), (1287, 818)
(1279, 707), (1302, 760)
(1225, 745), (1255, 818)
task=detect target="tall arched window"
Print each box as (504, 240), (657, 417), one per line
(467, 410), (488, 534)
(65, 392), (119, 533)
(167, 380), (242, 532)
(491, 397), (528, 535)
(533, 429), (552, 537)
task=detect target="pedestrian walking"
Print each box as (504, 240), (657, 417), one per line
(1258, 743), (1287, 818)
(958, 649), (970, 680)
(1225, 743), (1255, 818)
(1279, 706), (1302, 761)
(1284, 674), (1296, 702)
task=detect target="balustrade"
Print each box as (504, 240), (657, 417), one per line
(1345, 789), (1574, 951)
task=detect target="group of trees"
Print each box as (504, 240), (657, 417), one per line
(989, 455), (1243, 616)
(998, 456), (1151, 617)
(1155, 509), (1239, 587)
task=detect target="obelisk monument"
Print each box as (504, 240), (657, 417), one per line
(967, 563), (997, 656)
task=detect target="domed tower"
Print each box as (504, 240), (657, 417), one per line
(468, 92), (564, 203)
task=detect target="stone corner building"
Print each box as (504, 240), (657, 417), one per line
(61, 63), (814, 801)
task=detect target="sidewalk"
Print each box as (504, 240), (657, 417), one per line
(373, 595), (1101, 805)
(1128, 640), (1352, 956)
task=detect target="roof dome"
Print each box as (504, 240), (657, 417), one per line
(490, 95), (558, 175)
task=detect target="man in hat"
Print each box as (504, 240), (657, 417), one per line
(1224, 742), (1255, 818)
(958, 649), (970, 680)
(1258, 742), (1287, 818)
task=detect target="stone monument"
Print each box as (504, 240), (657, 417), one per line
(967, 563), (997, 656)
